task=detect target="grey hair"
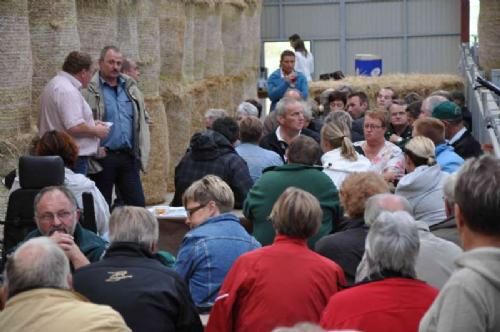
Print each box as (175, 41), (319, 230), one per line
(364, 193), (412, 226)
(275, 97), (306, 117)
(5, 237), (70, 298)
(34, 186), (79, 216)
(303, 102), (313, 120)
(109, 206), (159, 250)
(205, 108), (228, 120)
(236, 102), (258, 117)
(421, 95), (447, 116)
(442, 172), (458, 205)
(99, 45), (121, 61)
(364, 211), (419, 279)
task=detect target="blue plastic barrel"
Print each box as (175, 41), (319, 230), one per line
(355, 54), (382, 76)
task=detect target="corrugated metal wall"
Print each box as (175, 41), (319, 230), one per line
(262, 0), (461, 78)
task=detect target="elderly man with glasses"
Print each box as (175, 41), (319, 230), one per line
(16, 185), (108, 269)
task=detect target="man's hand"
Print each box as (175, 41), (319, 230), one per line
(285, 72), (297, 86)
(94, 122), (110, 139)
(50, 232), (90, 269)
(389, 134), (402, 144)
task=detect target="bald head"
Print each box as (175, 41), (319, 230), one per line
(364, 193), (412, 226)
(5, 237), (71, 298)
(283, 88), (303, 100)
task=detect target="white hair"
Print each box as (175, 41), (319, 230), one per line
(5, 237), (71, 298)
(236, 102), (258, 117)
(364, 193), (412, 226)
(364, 211), (419, 279)
(109, 206), (159, 250)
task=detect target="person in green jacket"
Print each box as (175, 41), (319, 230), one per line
(244, 135), (340, 247)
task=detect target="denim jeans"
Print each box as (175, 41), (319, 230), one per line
(73, 156), (89, 175)
(91, 151), (145, 208)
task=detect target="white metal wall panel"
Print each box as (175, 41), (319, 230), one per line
(408, 36), (461, 73)
(261, 0), (461, 75)
(346, 1), (403, 37)
(284, 4), (340, 39)
(314, 40), (341, 77)
(408, 0), (460, 35)
(346, 38), (404, 75)
(261, 5), (280, 39)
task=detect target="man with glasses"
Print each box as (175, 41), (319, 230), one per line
(18, 186), (107, 269)
(385, 103), (412, 148)
(39, 51), (110, 175)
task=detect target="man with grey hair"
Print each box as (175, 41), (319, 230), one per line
(17, 186), (107, 270)
(420, 95), (448, 118)
(73, 206), (203, 332)
(429, 173), (460, 245)
(357, 193), (462, 289)
(0, 237), (130, 331)
(204, 108), (228, 129)
(235, 101), (259, 122)
(260, 97), (319, 162)
(321, 211), (437, 331)
(420, 156), (500, 332)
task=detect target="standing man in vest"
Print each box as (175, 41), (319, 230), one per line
(39, 51), (110, 175)
(84, 46), (150, 207)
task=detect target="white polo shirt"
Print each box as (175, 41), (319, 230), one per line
(39, 71), (99, 156)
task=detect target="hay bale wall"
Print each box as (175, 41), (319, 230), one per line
(478, 0), (500, 78)
(0, 0), (261, 205)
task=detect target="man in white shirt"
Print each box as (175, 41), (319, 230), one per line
(39, 51), (109, 175)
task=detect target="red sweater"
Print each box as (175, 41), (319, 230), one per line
(320, 277), (438, 332)
(206, 235), (346, 332)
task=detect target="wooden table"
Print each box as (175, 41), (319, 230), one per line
(150, 206), (251, 256)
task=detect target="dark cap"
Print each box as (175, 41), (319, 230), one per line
(432, 101), (462, 120)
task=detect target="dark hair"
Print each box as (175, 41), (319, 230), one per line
(239, 116), (263, 143)
(289, 33), (301, 43)
(36, 131), (78, 168)
(328, 90), (347, 105)
(62, 51), (92, 75)
(455, 156), (500, 235)
(245, 99), (263, 118)
(450, 90), (466, 105)
(293, 39), (308, 56)
(121, 58), (133, 73)
(406, 101), (422, 119)
(212, 117), (239, 144)
(348, 91), (368, 105)
(287, 136), (322, 165)
(99, 45), (121, 61)
(404, 92), (422, 105)
(280, 50), (296, 62)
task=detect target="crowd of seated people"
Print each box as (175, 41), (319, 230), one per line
(3, 81), (500, 332)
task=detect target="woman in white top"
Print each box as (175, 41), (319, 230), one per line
(321, 112), (371, 190)
(292, 39), (314, 82)
(11, 131), (110, 236)
(353, 109), (405, 183)
(395, 136), (448, 226)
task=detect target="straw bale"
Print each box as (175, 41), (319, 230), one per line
(231, 75), (245, 107)
(242, 68), (259, 100)
(309, 74), (463, 106)
(116, 1), (139, 61)
(478, 0), (500, 78)
(0, 0), (32, 135)
(221, 3), (244, 75)
(159, 0), (185, 81)
(0, 130), (38, 176)
(206, 77), (233, 112)
(182, 3), (195, 82)
(161, 84), (191, 191)
(205, 4), (224, 77)
(28, 0), (80, 124)
(192, 3), (210, 80)
(137, 0), (161, 97)
(188, 82), (209, 133)
(141, 96), (169, 205)
(76, 0), (119, 59)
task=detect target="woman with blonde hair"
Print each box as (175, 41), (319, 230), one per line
(320, 118), (370, 190)
(395, 136), (448, 225)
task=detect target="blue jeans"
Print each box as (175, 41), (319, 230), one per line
(73, 156), (89, 175)
(91, 151), (145, 208)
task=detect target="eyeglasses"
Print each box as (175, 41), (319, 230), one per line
(37, 210), (75, 223)
(186, 204), (207, 217)
(364, 124), (383, 130)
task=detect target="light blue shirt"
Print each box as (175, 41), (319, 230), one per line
(236, 143), (283, 182)
(99, 76), (134, 150)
